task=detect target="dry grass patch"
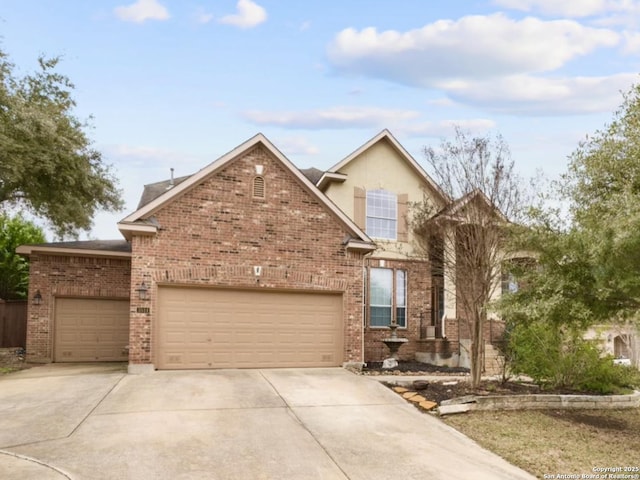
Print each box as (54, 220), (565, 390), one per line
(444, 408), (640, 478)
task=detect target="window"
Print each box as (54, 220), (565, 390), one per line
(369, 268), (407, 327)
(501, 258), (533, 295)
(501, 271), (518, 295)
(396, 270), (407, 326)
(253, 176), (265, 199)
(366, 190), (397, 240)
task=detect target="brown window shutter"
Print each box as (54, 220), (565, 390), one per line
(354, 187), (366, 230)
(397, 193), (408, 242)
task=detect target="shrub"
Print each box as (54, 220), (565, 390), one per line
(506, 321), (640, 394)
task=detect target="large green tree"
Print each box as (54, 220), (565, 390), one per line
(0, 48), (123, 238)
(0, 214), (45, 300)
(499, 83), (640, 386)
(565, 83), (640, 317)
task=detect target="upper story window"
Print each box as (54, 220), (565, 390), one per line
(366, 189), (397, 240)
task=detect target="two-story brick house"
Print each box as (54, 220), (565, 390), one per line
(17, 130), (487, 372)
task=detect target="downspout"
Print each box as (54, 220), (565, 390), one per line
(441, 312), (447, 339)
(362, 251), (373, 366)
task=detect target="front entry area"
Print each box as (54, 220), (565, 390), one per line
(155, 286), (344, 369)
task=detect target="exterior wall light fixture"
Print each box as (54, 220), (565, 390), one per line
(137, 281), (150, 301)
(33, 290), (43, 305)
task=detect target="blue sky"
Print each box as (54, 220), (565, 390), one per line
(3, 0), (640, 240)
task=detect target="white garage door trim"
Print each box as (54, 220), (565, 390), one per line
(156, 286), (344, 369)
(54, 297), (130, 362)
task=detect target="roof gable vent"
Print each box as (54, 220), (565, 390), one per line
(253, 176), (265, 199)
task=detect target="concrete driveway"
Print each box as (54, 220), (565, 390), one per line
(0, 365), (534, 479)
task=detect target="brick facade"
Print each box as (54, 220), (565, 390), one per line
(21, 133), (504, 371)
(25, 254), (131, 362)
(363, 258), (432, 363)
(128, 144), (367, 367)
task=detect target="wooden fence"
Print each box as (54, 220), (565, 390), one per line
(0, 300), (27, 348)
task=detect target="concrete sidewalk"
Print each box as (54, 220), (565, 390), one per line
(0, 365), (535, 479)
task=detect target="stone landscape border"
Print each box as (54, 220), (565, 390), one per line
(380, 377), (640, 416)
(438, 390), (640, 415)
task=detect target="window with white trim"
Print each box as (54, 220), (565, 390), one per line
(366, 190), (397, 240)
(369, 267), (407, 327)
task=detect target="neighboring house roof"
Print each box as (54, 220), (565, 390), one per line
(317, 129), (449, 203)
(16, 240), (131, 258)
(137, 175), (191, 209)
(118, 133), (375, 251)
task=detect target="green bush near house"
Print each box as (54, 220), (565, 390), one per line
(506, 321), (640, 394)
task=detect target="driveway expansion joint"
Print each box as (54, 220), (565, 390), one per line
(258, 370), (353, 480)
(93, 405), (289, 416)
(0, 450), (73, 479)
(67, 373), (126, 438)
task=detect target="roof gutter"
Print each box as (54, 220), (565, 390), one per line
(16, 245), (131, 259)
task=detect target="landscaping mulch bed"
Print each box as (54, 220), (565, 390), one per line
(362, 361), (609, 405)
(362, 360), (470, 376)
(412, 377), (606, 405)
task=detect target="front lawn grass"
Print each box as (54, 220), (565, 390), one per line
(443, 408), (640, 478)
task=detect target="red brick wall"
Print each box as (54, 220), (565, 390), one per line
(129, 144), (367, 366)
(25, 254), (131, 362)
(363, 258), (433, 363)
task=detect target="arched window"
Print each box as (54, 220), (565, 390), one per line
(253, 176), (265, 199)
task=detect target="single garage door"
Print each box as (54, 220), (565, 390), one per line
(54, 298), (130, 362)
(156, 287), (343, 369)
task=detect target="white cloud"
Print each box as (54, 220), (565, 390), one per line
(327, 14), (619, 87)
(276, 136), (320, 156)
(300, 21), (312, 32)
(427, 97), (457, 107)
(326, 13), (632, 114)
(398, 119), (497, 138)
(491, 0), (635, 17)
(194, 9), (214, 24)
(444, 73), (638, 115)
(242, 106), (495, 138)
(114, 0), (169, 23)
(219, 0), (267, 29)
(622, 30), (640, 53)
(105, 145), (204, 169)
(242, 106), (420, 129)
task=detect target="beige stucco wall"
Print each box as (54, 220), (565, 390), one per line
(324, 139), (441, 259)
(584, 324), (640, 368)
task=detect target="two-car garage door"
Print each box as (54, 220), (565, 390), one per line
(156, 287), (344, 369)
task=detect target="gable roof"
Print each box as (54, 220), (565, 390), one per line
(137, 175), (191, 209)
(318, 129), (448, 203)
(299, 167), (324, 185)
(433, 189), (507, 223)
(117, 133), (375, 251)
